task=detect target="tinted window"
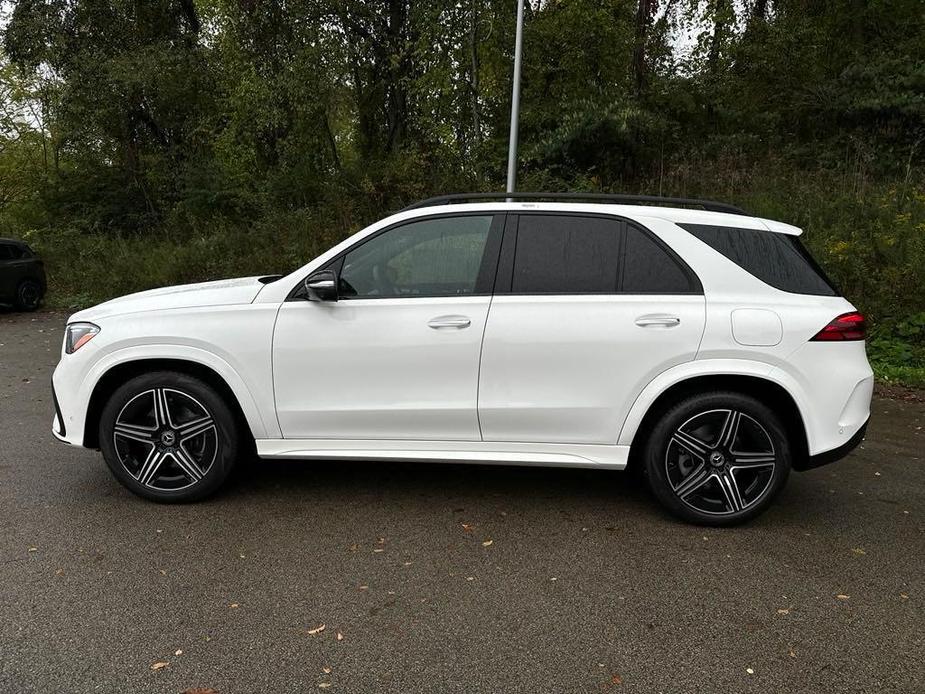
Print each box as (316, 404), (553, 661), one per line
(339, 215), (493, 298)
(679, 224), (836, 296)
(622, 225), (699, 293)
(0, 245), (12, 260)
(512, 215), (620, 293)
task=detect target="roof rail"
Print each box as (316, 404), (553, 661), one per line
(401, 192), (747, 215)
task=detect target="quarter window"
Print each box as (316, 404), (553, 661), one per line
(339, 215), (494, 298)
(679, 223), (836, 296)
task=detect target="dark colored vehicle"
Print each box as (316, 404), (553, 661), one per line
(0, 238), (46, 311)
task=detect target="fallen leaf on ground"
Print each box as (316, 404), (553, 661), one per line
(482, 539), (493, 547)
(151, 661), (169, 671)
(851, 548), (866, 555)
(373, 548), (384, 553)
(307, 624), (326, 635)
(336, 632), (344, 641)
(318, 684), (331, 689)
(174, 649), (183, 656)
(358, 585), (368, 591)
(777, 607), (791, 615)
(611, 674), (622, 685)
(461, 524), (474, 532)
(322, 667), (332, 674)
(746, 667), (754, 675)
(28, 547), (37, 552)
(836, 594), (850, 600)
(788, 646), (797, 658)
(181, 689), (219, 694)
(229, 603), (239, 608)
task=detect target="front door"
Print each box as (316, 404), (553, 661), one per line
(477, 213), (706, 445)
(273, 213), (502, 441)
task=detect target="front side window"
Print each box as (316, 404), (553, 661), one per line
(511, 215), (621, 293)
(339, 215), (494, 298)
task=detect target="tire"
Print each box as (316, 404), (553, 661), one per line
(99, 371), (240, 502)
(15, 279), (42, 311)
(643, 391), (791, 526)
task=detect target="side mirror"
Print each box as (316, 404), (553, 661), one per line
(304, 270), (338, 302)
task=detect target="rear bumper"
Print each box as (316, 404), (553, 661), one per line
(797, 418), (868, 471)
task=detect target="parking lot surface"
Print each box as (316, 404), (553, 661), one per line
(1, 311), (922, 693)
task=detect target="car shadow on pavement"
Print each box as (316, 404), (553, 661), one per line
(224, 454), (660, 516)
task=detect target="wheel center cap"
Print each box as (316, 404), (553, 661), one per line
(709, 451), (726, 467)
(160, 431), (177, 447)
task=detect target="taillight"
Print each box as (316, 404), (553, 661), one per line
(810, 312), (866, 341)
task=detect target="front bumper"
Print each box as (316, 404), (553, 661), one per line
(51, 379), (67, 438)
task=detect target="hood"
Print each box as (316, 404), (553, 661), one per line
(70, 276), (268, 322)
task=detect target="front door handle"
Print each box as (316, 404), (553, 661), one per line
(428, 315), (471, 330)
(635, 314), (681, 328)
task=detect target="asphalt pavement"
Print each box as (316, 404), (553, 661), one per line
(1, 311), (922, 693)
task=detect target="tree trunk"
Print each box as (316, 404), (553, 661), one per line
(708, 0), (733, 74)
(384, 0), (410, 153)
(633, 0), (657, 96)
(469, 0), (481, 149)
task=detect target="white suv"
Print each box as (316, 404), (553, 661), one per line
(51, 194), (873, 525)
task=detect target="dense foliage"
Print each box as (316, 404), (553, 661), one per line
(1, 1), (923, 382)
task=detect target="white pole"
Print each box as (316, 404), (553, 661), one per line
(506, 0), (525, 195)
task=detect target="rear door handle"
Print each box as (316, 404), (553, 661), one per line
(428, 315), (471, 330)
(635, 314), (681, 328)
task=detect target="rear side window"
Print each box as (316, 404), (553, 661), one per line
(512, 215), (621, 293)
(679, 224), (837, 296)
(0, 244), (12, 260)
(508, 215), (700, 295)
(622, 224), (699, 293)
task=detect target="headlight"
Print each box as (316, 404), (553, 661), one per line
(65, 322), (100, 354)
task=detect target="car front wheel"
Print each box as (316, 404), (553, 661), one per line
(643, 391), (791, 526)
(99, 371), (239, 502)
(16, 279), (42, 311)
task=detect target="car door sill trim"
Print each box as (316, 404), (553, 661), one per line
(256, 439), (628, 469)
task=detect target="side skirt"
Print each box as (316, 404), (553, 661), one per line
(255, 439), (629, 470)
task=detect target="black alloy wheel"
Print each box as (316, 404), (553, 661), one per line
(99, 371), (239, 502)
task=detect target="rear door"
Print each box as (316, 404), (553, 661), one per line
(477, 213), (706, 445)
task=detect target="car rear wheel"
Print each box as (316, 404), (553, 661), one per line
(643, 391), (791, 526)
(99, 371), (239, 502)
(15, 279), (42, 311)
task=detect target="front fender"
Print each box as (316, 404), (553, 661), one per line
(59, 343), (276, 447)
